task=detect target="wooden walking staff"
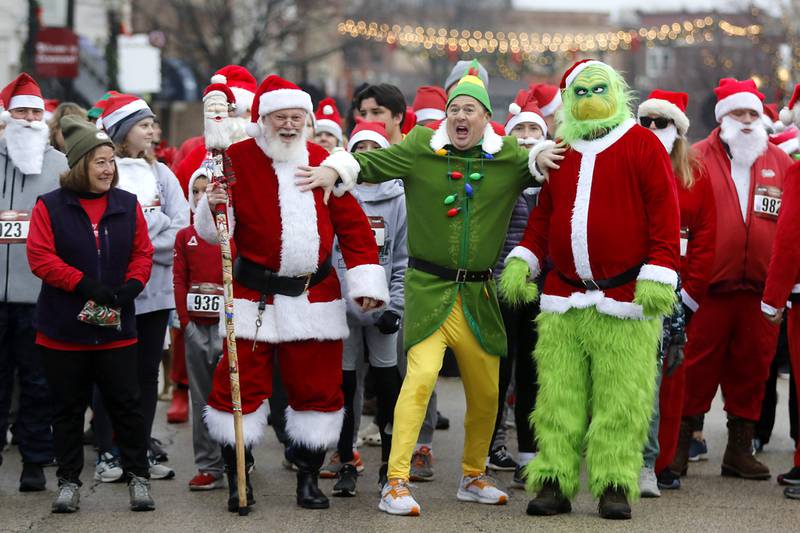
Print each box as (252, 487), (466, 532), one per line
(210, 150), (249, 516)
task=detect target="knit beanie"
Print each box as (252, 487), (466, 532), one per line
(446, 60), (492, 115)
(61, 115), (114, 168)
(445, 59), (489, 92)
(87, 91), (119, 121)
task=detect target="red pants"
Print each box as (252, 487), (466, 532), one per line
(169, 327), (188, 387)
(655, 364), (685, 474)
(788, 307), (800, 467)
(683, 291), (779, 421)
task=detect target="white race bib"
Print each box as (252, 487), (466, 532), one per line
(753, 194), (781, 217)
(187, 283), (223, 318)
(679, 228), (689, 257)
(368, 216), (386, 247)
(0, 210), (30, 244)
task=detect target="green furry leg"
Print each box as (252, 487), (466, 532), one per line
(499, 258), (539, 306)
(634, 280), (677, 318)
(524, 310), (589, 499)
(580, 308), (661, 500)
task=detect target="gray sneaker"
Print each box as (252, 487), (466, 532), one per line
(128, 475), (155, 512)
(52, 480), (80, 513)
(148, 450), (175, 480)
(409, 446), (434, 482)
(95, 452), (124, 483)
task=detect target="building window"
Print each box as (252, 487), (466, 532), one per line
(646, 47), (674, 78)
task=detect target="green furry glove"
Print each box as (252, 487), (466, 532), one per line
(634, 279), (677, 318)
(499, 258), (539, 306)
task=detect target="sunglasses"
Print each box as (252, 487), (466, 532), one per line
(639, 117), (673, 129)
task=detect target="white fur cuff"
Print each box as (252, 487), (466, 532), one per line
(760, 301), (780, 316)
(203, 402), (269, 447)
(285, 407), (344, 450)
(528, 140), (557, 183)
(680, 288), (699, 312)
(345, 263), (390, 307)
(321, 150), (360, 197)
(505, 246), (540, 280)
(637, 264), (678, 289)
(194, 197), (220, 244)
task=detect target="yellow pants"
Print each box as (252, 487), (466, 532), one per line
(388, 296), (500, 480)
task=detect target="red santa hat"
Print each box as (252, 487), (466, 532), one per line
(780, 83), (800, 126)
(412, 86), (446, 123)
(637, 89), (690, 136)
(43, 99), (59, 122)
(97, 93), (155, 143)
(713, 78), (764, 122)
(559, 59), (610, 90)
(245, 74), (313, 138)
(0, 73), (44, 113)
(505, 89), (547, 137)
(401, 106), (416, 135)
(211, 65), (257, 117)
(769, 126), (800, 154)
(530, 83), (561, 117)
(314, 97), (343, 142)
(347, 120), (390, 151)
(203, 83), (237, 106)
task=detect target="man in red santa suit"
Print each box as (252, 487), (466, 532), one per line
(678, 79), (794, 481)
(196, 75), (389, 512)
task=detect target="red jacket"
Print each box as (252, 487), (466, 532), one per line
(678, 166), (717, 310)
(171, 136), (204, 172)
(762, 162), (800, 309)
(174, 141), (207, 198)
(173, 225), (236, 328)
(693, 129), (794, 293)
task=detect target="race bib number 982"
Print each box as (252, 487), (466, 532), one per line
(753, 194), (781, 217)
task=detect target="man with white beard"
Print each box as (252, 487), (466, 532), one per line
(680, 78), (793, 481)
(195, 74), (388, 513)
(0, 73), (64, 490)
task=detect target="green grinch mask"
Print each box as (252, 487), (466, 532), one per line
(556, 65), (633, 145)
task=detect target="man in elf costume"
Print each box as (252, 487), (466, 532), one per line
(500, 60), (681, 520)
(298, 61), (540, 516)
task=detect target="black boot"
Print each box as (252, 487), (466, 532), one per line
(294, 446), (329, 509)
(526, 480), (572, 516)
(598, 486), (631, 520)
(221, 445), (255, 514)
(19, 463), (46, 492)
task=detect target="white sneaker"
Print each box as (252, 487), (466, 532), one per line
(456, 473), (508, 505)
(359, 422), (382, 447)
(639, 466), (661, 498)
(94, 452), (124, 483)
(148, 451), (175, 480)
(378, 479), (421, 516)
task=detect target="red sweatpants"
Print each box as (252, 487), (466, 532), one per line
(788, 307), (800, 467)
(655, 364), (685, 474)
(169, 327), (188, 387)
(208, 337), (343, 416)
(683, 291), (779, 421)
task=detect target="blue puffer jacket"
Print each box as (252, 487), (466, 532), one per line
(494, 187), (539, 278)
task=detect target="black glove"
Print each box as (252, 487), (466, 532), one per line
(664, 343), (685, 377)
(75, 276), (116, 306)
(375, 310), (401, 334)
(114, 279), (145, 307)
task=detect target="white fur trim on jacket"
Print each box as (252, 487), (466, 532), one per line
(225, 296), (350, 343)
(345, 263), (390, 306)
(541, 291), (645, 320)
(681, 287), (699, 312)
(193, 196), (235, 244)
(637, 264), (678, 289)
(429, 120), (504, 155)
(321, 150), (360, 197)
(275, 157), (319, 276)
(760, 301), (780, 316)
(285, 407), (345, 450)
(638, 98), (690, 136)
(203, 402), (269, 446)
(505, 246), (541, 279)
(715, 92), (764, 122)
(257, 88), (313, 116)
(570, 118), (635, 154)
(528, 139), (556, 183)
(571, 152), (595, 280)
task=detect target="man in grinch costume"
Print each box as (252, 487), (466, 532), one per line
(298, 61), (539, 516)
(500, 59), (680, 519)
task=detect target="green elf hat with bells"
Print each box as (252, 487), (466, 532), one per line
(447, 60), (492, 115)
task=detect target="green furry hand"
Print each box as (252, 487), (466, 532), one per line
(634, 280), (677, 318)
(499, 258), (539, 306)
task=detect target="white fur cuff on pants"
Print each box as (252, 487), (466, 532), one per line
(203, 402), (268, 447)
(285, 407), (344, 450)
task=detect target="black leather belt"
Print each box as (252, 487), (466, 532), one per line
(558, 263), (643, 291)
(408, 257), (492, 283)
(233, 256), (331, 297)
(789, 293), (800, 304)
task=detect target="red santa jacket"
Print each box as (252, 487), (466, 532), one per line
(678, 166), (717, 311)
(508, 118), (681, 320)
(174, 141), (207, 197)
(693, 129), (794, 294)
(194, 138), (388, 343)
(762, 162), (800, 310)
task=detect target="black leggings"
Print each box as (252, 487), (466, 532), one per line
(42, 345), (149, 483)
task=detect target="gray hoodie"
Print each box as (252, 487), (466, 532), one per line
(333, 179), (407, 325)
(0, 139), (68, 304)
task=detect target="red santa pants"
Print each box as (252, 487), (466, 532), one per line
(788, 307), (800, 467)
(683, 291), (780, 421)
(205, 337), (344, 449)
(655, 364), (685, 474)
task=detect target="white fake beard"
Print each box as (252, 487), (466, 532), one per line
(653, 124), (678, 154)
(228, 116), (250, 143)
(204, 113), (233, 150)
(3, 117), (49, 175)
(720, 115), (768, 167)
(517, 136), (543, 148)
(115, 157), (159, 206)
(255, 121), (308, 163)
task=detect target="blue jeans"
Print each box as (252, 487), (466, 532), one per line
(643, 360), (664, 469)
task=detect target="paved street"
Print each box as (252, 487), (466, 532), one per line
(1, 376), (797, 533)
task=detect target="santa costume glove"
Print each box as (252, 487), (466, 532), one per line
(75, 276), (116, 306)
(499, 258), (539, 306)
(114, 279), (145, 307)
(634, 280), (677, 318)
(375, 310), (401, 334)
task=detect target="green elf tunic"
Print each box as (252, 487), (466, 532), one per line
(349, 122), (535, 357)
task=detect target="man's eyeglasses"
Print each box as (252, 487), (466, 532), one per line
(639, 117), (673, 129)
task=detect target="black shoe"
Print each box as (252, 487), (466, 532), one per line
(333, 463), (358, 497)
(526, 480), (571, 516)
(778, 466), (800, 486)
(435, 411), (450, 430)
(598, 486), (631, 520)
(785, 486), (800, 499)
(512, 464), (527, 489)
(19, 463), (46, 492)
(656, 469), (681, 490)
(150, 438), (168, 463)
(488, 446), (517, 471)
(378, 463), (388, 491)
